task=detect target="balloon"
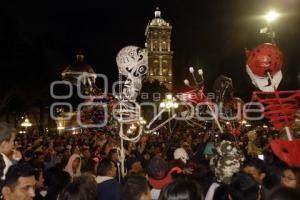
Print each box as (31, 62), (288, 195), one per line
(245, 43), (283, 77)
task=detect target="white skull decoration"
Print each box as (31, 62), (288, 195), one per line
(116, 46), (148, 100)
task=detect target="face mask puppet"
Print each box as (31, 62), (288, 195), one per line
(116, 46), (148, 101)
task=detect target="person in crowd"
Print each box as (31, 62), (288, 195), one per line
(64, 153), (81, 179)
(242, 157), (279, 200)
(158, 179), (203, 200)
(58, 174), (97, 200)
(43, 167), (71, 200)
(80, 148), (91, 172)
(81, 157), (97, 175)
(0, 122), (22, 180)
(147, 157), (183, 200)
(269, 187), (300, 200)
(96, 159), (120, 200)
(1, 162), (36, 200)
(242, 158), (266, 186)
(228, 172), (260, 200)
(280, 165), (300, 191)
(125, 156), (144, 176)
(122, 175), (151, 200)
(108, 148), (122, 182)
(212, 184), (229, 200)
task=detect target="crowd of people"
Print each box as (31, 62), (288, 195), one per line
(0, 121), (299, 200)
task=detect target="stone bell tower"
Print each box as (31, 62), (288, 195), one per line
(145, 7), (173, 91)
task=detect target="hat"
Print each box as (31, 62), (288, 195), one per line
(147, 158), (182, 189)
(173, 148), (189, 164)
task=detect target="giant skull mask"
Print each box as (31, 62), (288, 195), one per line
(116, 46), (148, 100)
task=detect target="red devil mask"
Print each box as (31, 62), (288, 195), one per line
(246, 43), (283, 77)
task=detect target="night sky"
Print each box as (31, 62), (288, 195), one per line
(1, 0), (300, 109)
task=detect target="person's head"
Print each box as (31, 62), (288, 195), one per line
(228, 172), (260, 200)
(108, 148), (119, 163)
(213, 185), (230, 200)
(58, 174), (97, 200)
(81, 158), (97, 174)
(72, 158), (81, 171)
(280, 166), (300, 190)
(97, 160), (116, 178)
(82, 148), (90, 158)
(1, 163), (36, 200)
(269, 187), (300, 200)
(158, 179), (203, 200)
(126, 157), (143, 174)
(73, 146), (80, 155)
(0, 122), (16, 155)
(64, 154), (81, 178)
(122, 175), (151, 200)
(242, 158), (266, 185)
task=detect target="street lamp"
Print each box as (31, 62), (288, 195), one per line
(21, 118), (32, 128)
(264, 10), (279, 23)
(160, 94), (178, 110)
(260, 10), (280, 43)
(21, 117), (32, 133)
(160, 93), (178, 128)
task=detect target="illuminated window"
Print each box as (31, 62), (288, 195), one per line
(162, 41), (167, 51)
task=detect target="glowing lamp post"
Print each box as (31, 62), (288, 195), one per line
(21, 118), (32, 133)
(160, 93), (178, 129)
(21, 118), (32, 127)
(160, 94), (179, 110)
(264, 10), (279, 23)
(260, 10), (280, 43)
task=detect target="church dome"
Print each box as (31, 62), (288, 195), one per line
(149, 7), (170, 27)
(62, 53), (95, 75)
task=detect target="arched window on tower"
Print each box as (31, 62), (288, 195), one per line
(162, 60), (168, 75)
(162, 41), (167, 51)
(153, 41), (159, 51)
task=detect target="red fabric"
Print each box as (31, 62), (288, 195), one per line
(246, 43), (283, 77)
(271, 139), (300, 167)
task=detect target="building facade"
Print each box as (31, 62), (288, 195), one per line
(145, 8), (173, 91)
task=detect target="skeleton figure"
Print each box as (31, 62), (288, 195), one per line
(116, 46), (148, 100)
(114, 46), (148, 143)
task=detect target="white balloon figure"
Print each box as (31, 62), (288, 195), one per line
(115, 46), (148, 176)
